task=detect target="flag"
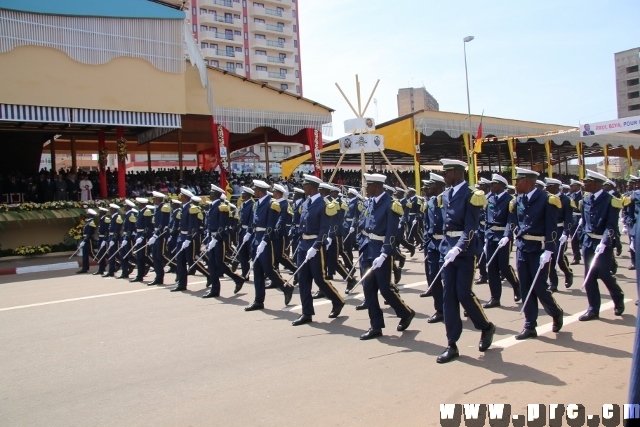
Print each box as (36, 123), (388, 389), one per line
(473, 111), (484, 153)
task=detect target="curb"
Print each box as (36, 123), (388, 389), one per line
(0, 259), (98, 276)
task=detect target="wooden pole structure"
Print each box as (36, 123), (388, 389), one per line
(378, 149), (406, 189)
(70, 136), (77, 173)
(328, 152), (347, 184)
(50, 138), (56, 174)
(264, 131), (270, 178)
(147, 142), (152, 173)
(361, 79), (380, 117)
(335, 83), (359, 117)
(360, 149), (366, 196)
(178, 129), (183, 180)
(497, 143), (502, 172)
(355, 75), (362, 117)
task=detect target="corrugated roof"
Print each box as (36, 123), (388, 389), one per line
(0, 0), (185, 19)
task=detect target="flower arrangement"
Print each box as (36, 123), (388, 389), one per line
(13, 245), (52, 256)
(67, 218), (86, 242)
(0, 198), (126, 214)
(98, 147), (108, 168)
(117, 138), (128, 162)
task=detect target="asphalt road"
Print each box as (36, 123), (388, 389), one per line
(0, 250), (637, 426)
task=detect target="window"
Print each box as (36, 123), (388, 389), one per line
(293, 25), (296, 32)
(226, 62), (235, 71)
(245, 48), (249, 56)
(284, 146), (291, 154)
(280, 68), (287, 75)
(243, 16), (247, 23)
(211, 44), (218, 49)
(226, 46), (234, 55)
(235, 46), (242, 52)
(269, 146), (272, 152)
(255, 34), (266, 39)
(295, 70), (299, 78)
(192, 24), (197, 32)
(254, 18), (265, 23)
(234, 14), (241, 19)
(255, 50), (267, 55)
(281, 84), (288, 90)
(630, 104), (640, 111)
(236, 63), (243, 68)
(628, 78), (640, 87)
(212, 60), (219, 67)
(209, 9), (215, 14)
(225, 13), (232, 22)
(294, 40), (298, 48)
(200, 25), (208, 31)
(278, 37), (285, 43)
(253, 2), (264, 7)
(199, 8), (205, 14)
(193, 7), (197, 15)
(295, 55), (298, 63)
(292, 9), (296, 17)
(210, 26), (217, 32)
(256, 65), (267, 71)
(627, 65), (639, 73)
(629, 91), (640, 99)
(234, 30), (241, 35)
(204, 59), (210, 65)
(244, 33), (248, 39)
(277, 22), (284, 28)
(201, 42), (208, 48)
(296, 85), (300, 94)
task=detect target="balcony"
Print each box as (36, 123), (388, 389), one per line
(249, 21), (293, 37)
(252, 70), (295, 83)
(202, 47), (237, 59)
(251, 54), (294, 68)
(251, 38), (294, 52)
(249, 5), (292, 22)
(199, 30), (243, 45)
(200, 0), (237, 9)
(199, 13), (238, 28)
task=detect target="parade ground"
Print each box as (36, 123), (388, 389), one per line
(0, 252), (636, 426)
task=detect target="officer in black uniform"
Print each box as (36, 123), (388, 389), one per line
(118, 200), (137, 279)
(421, 174), (446, 324)
(76, 208), (97, 274)
(103, 203), (123, 278)
(166, 199), (182, 274)
(436, 159), (495, 363)
(146, 191), (171, 286)
(568, 179), (584, 264)
(272, 184), (297, 275)
(406, 187), (423, 247)
(508, 167), (563, 340)
(544, 177), (574, 292)
(93, 207), (110, 276)
(331, 187), (355, 281)
(236, 186), (255, 278)
(475, 178), (491, 285)
(578, 169), (625, 321)
(171, 189), (200, 292)
(130, 197), (153, 282)
(343, 188), (362, 263)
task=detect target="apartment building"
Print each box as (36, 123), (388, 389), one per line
(615, 48), (640, 118)
(397, 87), (439, 116)
(186, 0), (303, 95)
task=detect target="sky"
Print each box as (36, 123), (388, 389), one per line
(297, 0), (640, 138)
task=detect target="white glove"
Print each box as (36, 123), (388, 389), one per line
(349, 227), (355, 234)
(595, 242), (606, 255)
(243, 233), (251, 243)
(623, 225), (629, 234)
(578, 218), (583, 227)
(372, 253), (387, 269)
(148, 236), (157, 245)
(78, 241), (85, 249)
(181, 240), (191, 250)
(121, 239), (128, 247)
(540, 250), (553, 265)
(498, 237), (510, 248)
(325, 237), (332, 250)
(398, 223), (402, 229)
(207, 239), (217, 251)
(221, 194), (227, 201)
(135, 237), (143, 246)
(167, 236), (172, 243)
(100, 241), (106, 249)
(256, 240), (267, 257)
(444, 247), (462, 265)
(412, 219), (417, 226)
(108, 241), (115, 248)
(305, 247), (317, 260)
(559, 234), (568, 245)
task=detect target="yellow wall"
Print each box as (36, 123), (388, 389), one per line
(0, 45), (186, 114)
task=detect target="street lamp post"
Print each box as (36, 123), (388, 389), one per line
(463, 35), (475, 178)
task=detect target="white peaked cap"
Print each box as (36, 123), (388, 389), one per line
(152, 191), (165, 198)
(241, 186), (255, 195)
(364, 173), (387, 183)
(430, 173), (445, 184)
(491, 174), (508, 186)
(180, 188), (194, 198)
(135, 197), (149, 204)
(86, 209), (97, 215)
(544, 177), (562, 185)
(210, 184), (225, 193)
(124, 199), (136, 208)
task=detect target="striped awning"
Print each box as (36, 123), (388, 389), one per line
(0, 104), (70, 123)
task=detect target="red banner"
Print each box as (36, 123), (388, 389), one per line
(305, 128), (323, 178)
(211, 118), (228, 190)
(116, 126), (126, 198)
(98, 129), (107, 198)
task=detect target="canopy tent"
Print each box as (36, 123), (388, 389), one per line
(281, 110), (640, 183)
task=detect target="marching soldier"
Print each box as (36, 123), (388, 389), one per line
(544, 177), (574, 292)
(171, 189), (200, 292)
(395, 187), (416, 257)
(76, 209), (97, 274)
(93, 206), (110, 276)
(103, 203), (123, 278)
(291, 174), (344, 326)
(421, 174), (446, 324)
(130, 197), (153, 283)
(406, 187), (423, 247)
(483, 174), (520, 308)
(354, 195), (372, 311)
(508, 167), (563, 340)
(236, 186), (255, 278)
(568, 179), (584, 265)
(343, 188), (362, 264)
(146, 191), (171, 286)
(244, 180), (293, 311)
(272, 184), (297, 275)
(385, 184), (405, 285)
(475, 178), (491, 285)
(578, 170), (625, 321)
(622, 176), (638, 270)
(436, 159), (495, 363)
(358, 173), (415, 340)
(118, 199), (137, 279)
(289, 187), (306, 266)
(202, 184), (246, 298)
(166, 199), (182, 274)
(331, 187), (355, 282)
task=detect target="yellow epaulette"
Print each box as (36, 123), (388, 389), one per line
(189, 205), (200, 215)
(584, 192), (592, 197)
(548, 194), (562, 209)
(116, 215), (123, 224)
(509, 199), (516, 213)
(104, 217), (111, 224)
(298, 205), (302, 214)
(570, 199), (577, 209)
(622, 195), (632, 207)
(219, 202), (230, 212)
(357, 202), (363, 212)
(341, 201), (348, 211)
(89, 220), (96, 228)
(420, 203), (426, 213)
(176, 211), (182, 220)
(578, 200), (583, 211)
(437, 194), (443, 208)
(417, 198), (424, 206)
(128, 214), (136, 223)
(406, 201), (413, 209)
(161, 203), (171, 213)
(470, 190), (487, 207)
(287, 205), (294, 215)
(234, 213), (239, 220)
(143, 209), (152, 217)
(197, 212), (204, 221)
(611, 197), (622, 209)
(325, 199), (338, 216)
(391, 200), (404, 216)
(270, 199), (281, 213)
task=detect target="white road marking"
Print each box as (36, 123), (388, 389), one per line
(16, 262), (79, 274)
(0, 280), (208, 312)
(493, 298), (633, 348)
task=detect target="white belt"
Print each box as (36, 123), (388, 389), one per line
(302, 234), (318, 240)
(557, 222), (564, 227)
(573, 213), (581, 216)
(490, 226), (506, 231)
(444, 231), (463, 237)
(241, 225), (248, 229)
(431, 234), (444, 239)
(346, 218), (354, 222)
(522, 234), (545, 242)
(362, 232), (385, 241)
(408, 213), (417, 216)
(480, 221), (486, 225)
(587, 233), (603, 239)
(255, 227), (267, 232)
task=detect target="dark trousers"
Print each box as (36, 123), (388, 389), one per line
(273, 237), (296, 273)
(583, 245), (624, 313)
(166, 233), (178, 271)
(253, 241), (286, 304)
(362, 255), (412, 329)
(442, 254), (491, 345)
(296, 242), (343, 316)
(478, 232), (487, 279)
(426, 246), (443, 313)
(81, 240), (93, 271)
(238, 234), (252, 277)
(487, 240), (519, 300)
(337, 237), (354, 272)
(516, 250), (562, 329)
(326, 238), (351, 279)
(549, 237), (573, 287)
(107, 240), (119, 274)
(343, 229), (356, 265)
(208, 239), (244, 293)
(407, 217), (423, 245)
(119, 238), (131, 276)
(152, 237), (167, 283)
(134, 239), (149, 279)
(95, 239), (107, 273)
(570, 219), (582, 261)
(176, 240), (189, 288)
